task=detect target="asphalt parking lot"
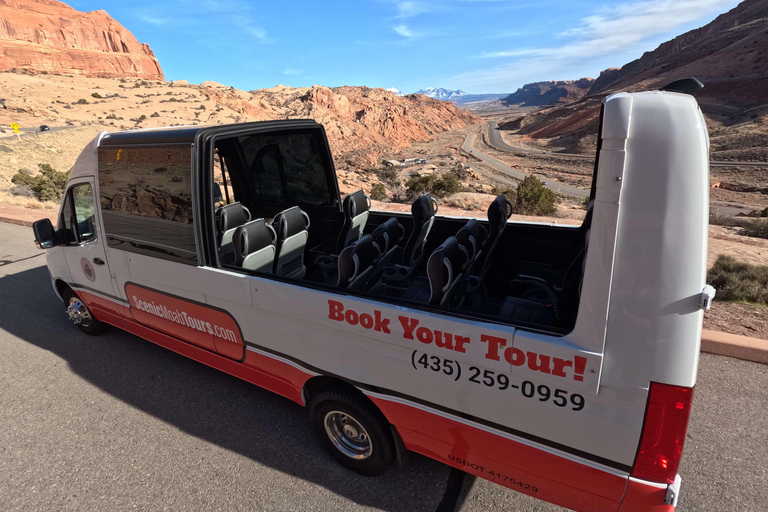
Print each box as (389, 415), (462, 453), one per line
(1, 222), (766, 511)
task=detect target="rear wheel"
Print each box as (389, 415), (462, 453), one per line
(309, 389), (395, 476)
(63, 288), (105, 336)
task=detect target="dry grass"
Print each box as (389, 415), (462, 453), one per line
(708, 255), (768, 305)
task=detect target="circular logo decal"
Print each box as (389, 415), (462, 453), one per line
(81, 257), (96, 282)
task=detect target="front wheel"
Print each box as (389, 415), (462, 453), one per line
(63, 288), (105, 336)
(309, 389), (395, 476)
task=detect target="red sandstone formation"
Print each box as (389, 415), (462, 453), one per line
(0, 0), (163, 80)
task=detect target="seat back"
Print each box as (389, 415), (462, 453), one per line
(273, 206), (310, 279)
(233, 219), (276, 273)
(455, 219), (488, 273)
(371, 217), (405, 265)
(477, 195), (512, 279)
(216, 202), (251, 265)
(402, 193), (438, 267)
(337, 235), (381, 289)
(427, 237), (469, 306)
(338, 190), (371, 253)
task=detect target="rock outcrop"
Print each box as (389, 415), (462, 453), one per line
(245, 84), (481, 167)
(501, 78), (594, 107)
(0, 0), (163, 80)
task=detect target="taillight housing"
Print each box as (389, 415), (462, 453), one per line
(631, 383), (694, 484)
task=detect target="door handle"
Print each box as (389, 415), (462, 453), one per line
(93, 257), (105, 265)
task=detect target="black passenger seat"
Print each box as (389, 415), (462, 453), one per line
(216, 202), (251, 265)
(273, 206), (310, 279)
(233, 219), (276, 273)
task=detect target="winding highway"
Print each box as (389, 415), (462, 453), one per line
(485, 120), (768, 168)
(462, 131), (590, 199)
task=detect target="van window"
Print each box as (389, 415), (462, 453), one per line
(72, 183), (96, 242)
(97, 145), (197, 265)
(59, 183), (96, 244)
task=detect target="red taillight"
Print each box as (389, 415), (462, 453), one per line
(631, 383), (694, 484)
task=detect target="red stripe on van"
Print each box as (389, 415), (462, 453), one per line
(369, 397), (627, 512)
(76, 290), (123, 319)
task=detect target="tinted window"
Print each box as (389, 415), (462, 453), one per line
(237, 131), (333, 206)
(98, 145), (197, 264)
(72, 183), (96, 242)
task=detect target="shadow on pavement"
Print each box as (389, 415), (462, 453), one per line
(0, 265), (473, 512)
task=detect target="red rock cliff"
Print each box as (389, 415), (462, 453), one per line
(0, 0), (164, 80)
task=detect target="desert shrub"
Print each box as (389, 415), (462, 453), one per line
(741, 218), (768, 239)
(707, 255), (768, 305)
(150, 112), (160, 118)
(136, 114), (147, 124)
(491, 185), (517, 204)
(405, 172), (462, 199)
(369, 183), (387, 201)
(514, 175), (557, 216)
(11, 163), (69, 202)
(91, 92), (103, 99)
(376, 167), (400, 185)
(75, 98), (88, 105)
(761, 207), (768, 218)
(406, 175), (438, 197)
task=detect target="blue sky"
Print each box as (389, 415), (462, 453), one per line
(69, 0), (742, 93)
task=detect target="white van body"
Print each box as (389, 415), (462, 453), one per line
(37, 89), (710, 512)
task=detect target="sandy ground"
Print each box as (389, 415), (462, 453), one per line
(703, 301), (768, 340)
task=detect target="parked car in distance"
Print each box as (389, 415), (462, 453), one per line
(39, 125), (50, 131)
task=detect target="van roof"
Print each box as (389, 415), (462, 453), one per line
(98, 119), (322, 147)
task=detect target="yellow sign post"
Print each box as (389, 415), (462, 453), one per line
(10, 122), (20, 140)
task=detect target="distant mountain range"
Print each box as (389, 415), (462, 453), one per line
(501, 79), (594, 107)
(408, 87), (508, 104)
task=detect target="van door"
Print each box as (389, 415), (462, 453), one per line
(59, 180), (118, 318)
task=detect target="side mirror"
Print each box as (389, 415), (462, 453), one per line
(33, 218), (59, 249)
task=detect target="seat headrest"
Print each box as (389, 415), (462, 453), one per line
(371, 218), (405, 255)
(273, 206), (310, 241)
(337, 234), (380, 286)
(487, 195), (512, 233)
(343, 190), (371, 219)
(218, 202), (250, 232)
(234, 219), (276, 265)
(411, 193), (438, 225)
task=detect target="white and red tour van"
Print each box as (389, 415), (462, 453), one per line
(33, 82), (713, 512)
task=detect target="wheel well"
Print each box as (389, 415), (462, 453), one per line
(302, 376), (364, 408)
(54, 279), (71, 300)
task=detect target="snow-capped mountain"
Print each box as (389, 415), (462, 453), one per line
(385, 87), (404, 96)
(413, 87), (469, 100)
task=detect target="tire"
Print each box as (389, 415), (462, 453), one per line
(63, 288), (105, 336)
(309, 389), (395, 476)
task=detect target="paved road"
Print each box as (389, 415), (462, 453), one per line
(1, 221), (766, 511)
(486, 120), (768, 168)
(462, 132), (590, 199)
(0, 124), (77, 140)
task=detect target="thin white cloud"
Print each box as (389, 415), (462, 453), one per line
(393, 24), (416, 38)
(282, 69), (302, 75)
(457, 0), (739, 89)
(396, 1), (430, 19)
(138, 14), (173, 26)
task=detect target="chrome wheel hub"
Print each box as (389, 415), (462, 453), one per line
(67, 298), (93, 327)
(324, 411), (372, 460)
